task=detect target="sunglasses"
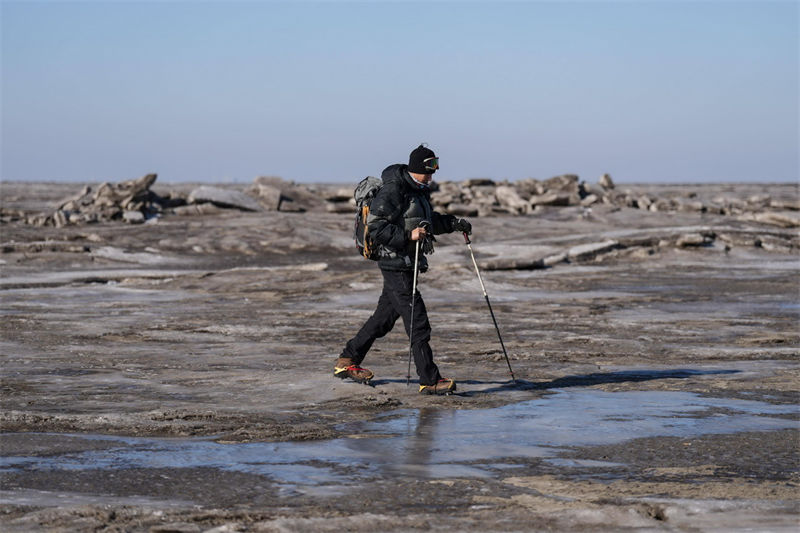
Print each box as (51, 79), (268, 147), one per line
(423, 157), (440, 171)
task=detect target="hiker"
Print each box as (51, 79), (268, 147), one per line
(334, 144), (471, 395)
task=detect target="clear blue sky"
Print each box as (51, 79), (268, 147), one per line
(2, 0), (798, 183)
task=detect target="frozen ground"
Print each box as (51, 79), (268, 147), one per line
(1, 181), (798, 532)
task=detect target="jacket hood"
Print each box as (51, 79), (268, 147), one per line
(381, 164), (429, 192)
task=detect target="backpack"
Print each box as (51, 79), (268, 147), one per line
(353, 176), (383, 260)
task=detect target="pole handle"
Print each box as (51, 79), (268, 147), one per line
(462, 231), (471, 245)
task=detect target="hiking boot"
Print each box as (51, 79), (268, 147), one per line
(334, 357), (374, 384)
(419, 378), (456, 395)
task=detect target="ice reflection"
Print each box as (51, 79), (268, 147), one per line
(2, 389), (796, 491)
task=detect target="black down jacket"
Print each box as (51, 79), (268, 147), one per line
(367, 164), (457, 272)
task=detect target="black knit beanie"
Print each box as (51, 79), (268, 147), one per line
(408, 144), (438, 174)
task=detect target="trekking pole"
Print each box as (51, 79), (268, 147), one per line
(463, 232), (517, 384)
(407, 221), (429, 386)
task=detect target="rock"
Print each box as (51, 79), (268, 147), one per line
(755, 235), (794, 253)
(56, 185), (93, 210)
(326, 201), (353, 214)
(0, 208), (23, 222)
(745, 212), (800, 228)
(477, 205), (496, 217)
(483, 258), (545, 270)
(567, 240), (618, 260)
(436, 181), (462, 195)
(543, 174), (579, 194)
(53, 210), (68, 228)
(650, 198), (674, 212)
(580, 194), (599, 207)
(278, 198), (306, 212)
(621, 192), (637, 208)
(718, 233), (754, 247)
(636, 196), (653, 210)
(469, 185), (498, 206)
(446, 204), (479, 217)
(599, 173), (615, 190)
(675, 199), (706, 212)
(714, 196), (748, 213)
(188, 186), (263, 212)
(172, 203), (227, 216)
(248, 176), (321, 212)
(543, 252), (568, 266)
(123, 210), (145, 224)
(747, 194), (771, 207)
(97, 174), (157, 210)
(462, 178), (495, 187)
(516, 178), (544, 197)
(494, 186), (528, 213)
(530, 193), (571, 207)
(155, 191), (188, 209)
(430, 191), (455, 207)
(325, 188), (352, 202)
(617, 236), (659, 248)
(27, 214), (47, 226)
(676, 233), (708, 247)
(629, 247), (657, 259)
(770, 198), (800, 211)
(431, 182), (460, 207)
(250, 183), (283, 211)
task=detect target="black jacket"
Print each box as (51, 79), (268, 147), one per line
(367, 164), (457, 271)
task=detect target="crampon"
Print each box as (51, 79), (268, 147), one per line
(419, 378), (456, 396)
(334, 359), (374, 385)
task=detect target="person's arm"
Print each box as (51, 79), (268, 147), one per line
(431, 211), (456, 235)
(367, 184), (408, 253)
(432, 211), (471, 235)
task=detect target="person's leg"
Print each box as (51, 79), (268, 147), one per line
(382, 269), (442, 386)
(339, 278), (400, 365)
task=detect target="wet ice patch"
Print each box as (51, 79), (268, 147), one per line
(1, 389), (796, 495)
(348, 389), (797, 460)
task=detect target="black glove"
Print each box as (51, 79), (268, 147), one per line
(421, 233), (436, 255)
(453, 218), (472, 234)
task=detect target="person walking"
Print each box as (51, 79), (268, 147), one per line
(334, 144), (471, 395)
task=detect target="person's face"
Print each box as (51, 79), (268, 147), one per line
(410, 172), (433, 185)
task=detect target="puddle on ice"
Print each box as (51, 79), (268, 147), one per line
(2, 389), (796, 495)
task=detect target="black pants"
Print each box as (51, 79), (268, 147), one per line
(341, 269), (442, 386)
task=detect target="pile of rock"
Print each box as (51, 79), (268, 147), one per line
(5, 172), (797, 230)
(423, 174), (798, 228)
(168, 177), (327, 216)
(245, 176), (325, 212)
(319, 174), (598, 216)
(2, 174), (333, 227)
(430, 174), (593, 216)
(428, 173), (695, 216)
(605, 190), (800, 218)
(478, 225), (800, 271)
(9, 174), (189, 227)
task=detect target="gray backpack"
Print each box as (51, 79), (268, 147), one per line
(353, 176), (383, 260)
